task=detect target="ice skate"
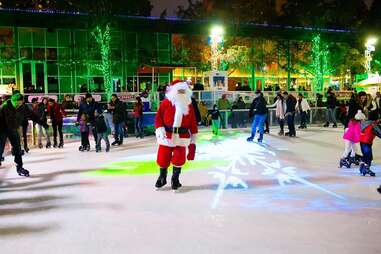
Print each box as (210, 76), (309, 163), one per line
(246, 136), (254, 142)
(348, 157), (359, 167)
(171, 167), (182, 190)
(38, 143), (43, 149)
(377, 185), (381, 194)
(53, 142), (57, 148)
(323, 122), (329, 127)
(58, 143), (64, 148)
(339, 158), (350, 168)
(46, 142), (51, 148)
(360, 164), (376, 177)
(155, 168), (167, 189)
(111, 140), (119, 146)
(78, 146), (84, 152)
(332, 123), (337, 128)
(278, 130), (284, 136)
(86, 145), (90, 151)
(17, 166), (30, 177)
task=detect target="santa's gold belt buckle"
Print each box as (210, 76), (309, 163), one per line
(173, 127), (180, 134)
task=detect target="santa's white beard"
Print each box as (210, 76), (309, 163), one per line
(172, 94), (191, 127)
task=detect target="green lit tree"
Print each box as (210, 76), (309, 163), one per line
(91, 24), (113, 100)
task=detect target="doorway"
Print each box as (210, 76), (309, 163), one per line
(21, 61), (47, 93)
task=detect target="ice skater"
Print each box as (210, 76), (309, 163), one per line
(154, 80), (198, 190)
(94, 110), (110, 153)
(358, 112), (381, 177)
(247, 90), (267, 143)
(78, 113), (90, 152)
(339, 110), (365, 168)
(0, 92), (48, 176)
(208, 104), (223, 136)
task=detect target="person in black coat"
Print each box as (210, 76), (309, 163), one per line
(324, 90), (338, 128)
(0, 92), (48, 176)
(247, 90), (267, 142)
(191, 97), (201, 124)
(77, 93), (100, 147)
(283, 92), (297, 137)
(109, 94), (126, 146)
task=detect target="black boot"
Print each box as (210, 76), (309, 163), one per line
(360, 164), (376, 177)
(17, 166), (30, 177)
(58, 143), (64, 148)
(171, 167), (182, 190)
(377, 185), (381, 194)
(155, 168), (168, 188)
(339, 158), (350, 168)
(323, 122), (329, 127)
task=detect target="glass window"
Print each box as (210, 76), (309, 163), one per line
(47, 62), (58, 76)
(57, 30), (71, 47)
(20, 48), (33, 60)
(46, 29), (57, 47)
(32, 29), (45, 47)
(0, 27), (14, 46)
(18, 28), (32, 46)
(47, 48), (57, 60)
(33, 48), (45, 60)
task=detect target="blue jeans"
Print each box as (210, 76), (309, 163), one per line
(360, 143), (373, 166)
(114, 122), (124, 143)
(135, 117), (144, 137)
(286, 112), (296, 135)
(326, 108), (337, 124)
(250, 114), (267, 139)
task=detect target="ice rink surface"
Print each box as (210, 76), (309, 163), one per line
(1, 127), (380, 254)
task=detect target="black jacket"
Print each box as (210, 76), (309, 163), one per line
(326, 93), (337, 109)
(94, 115), (108, 133)
(192, 98), (201, 123)
(77, 100), (100, 123)
(208, 109), (222, 120)
(249, 96), (267, 117)
(0, 100), (46, 132)
(285, 96), (297, 113)
(112, 99), (126, 124)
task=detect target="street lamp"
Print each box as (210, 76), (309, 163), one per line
(210, 25), (224, 71)
(365, 37), (378, 73)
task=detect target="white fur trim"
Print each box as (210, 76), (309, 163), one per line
(173, 109), (183, 127)
(157, 137), (190, 147)
(355, 110), (366, 121)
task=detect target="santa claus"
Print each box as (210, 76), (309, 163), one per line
(154, 80), (198, 190)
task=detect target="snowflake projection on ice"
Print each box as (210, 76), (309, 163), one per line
(202, 137), (345, 209)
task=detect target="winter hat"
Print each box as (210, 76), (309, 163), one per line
(355, 110), (366, 121)
(85, 93), (92, 99)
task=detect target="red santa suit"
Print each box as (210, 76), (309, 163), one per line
(155, 81), (198, 168)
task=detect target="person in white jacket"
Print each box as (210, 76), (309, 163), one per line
(268, 92), (287, 136)
(296, 93), (311, 129)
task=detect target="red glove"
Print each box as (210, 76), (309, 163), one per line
(187, 143), (196, 161)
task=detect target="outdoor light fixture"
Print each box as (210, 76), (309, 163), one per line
(209, 25), (225, 71)
(210, 25), (224, 44)
(365, 37), (378, 51)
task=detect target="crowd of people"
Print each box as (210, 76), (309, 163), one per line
(0, 92), (145, 176)
(1, 85), (380, 194)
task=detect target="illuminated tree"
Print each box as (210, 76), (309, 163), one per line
(92, 24), (112, 100)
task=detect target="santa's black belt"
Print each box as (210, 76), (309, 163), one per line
(164, 125), (189, 134)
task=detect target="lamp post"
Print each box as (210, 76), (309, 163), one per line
(365, 37), (378, 74)
(210, 26), (224, 71)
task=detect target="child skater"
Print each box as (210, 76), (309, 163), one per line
(94, 110), (110, 152)
(208, 104), (223, 136)
(339, 110), (366, 168)
(358, 111), (381, 177)
(79, 113), (90, 152)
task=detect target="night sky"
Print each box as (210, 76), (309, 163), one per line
(151, 0), (374, 17)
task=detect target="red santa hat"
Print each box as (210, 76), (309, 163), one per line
(167, 80), (190, 93)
